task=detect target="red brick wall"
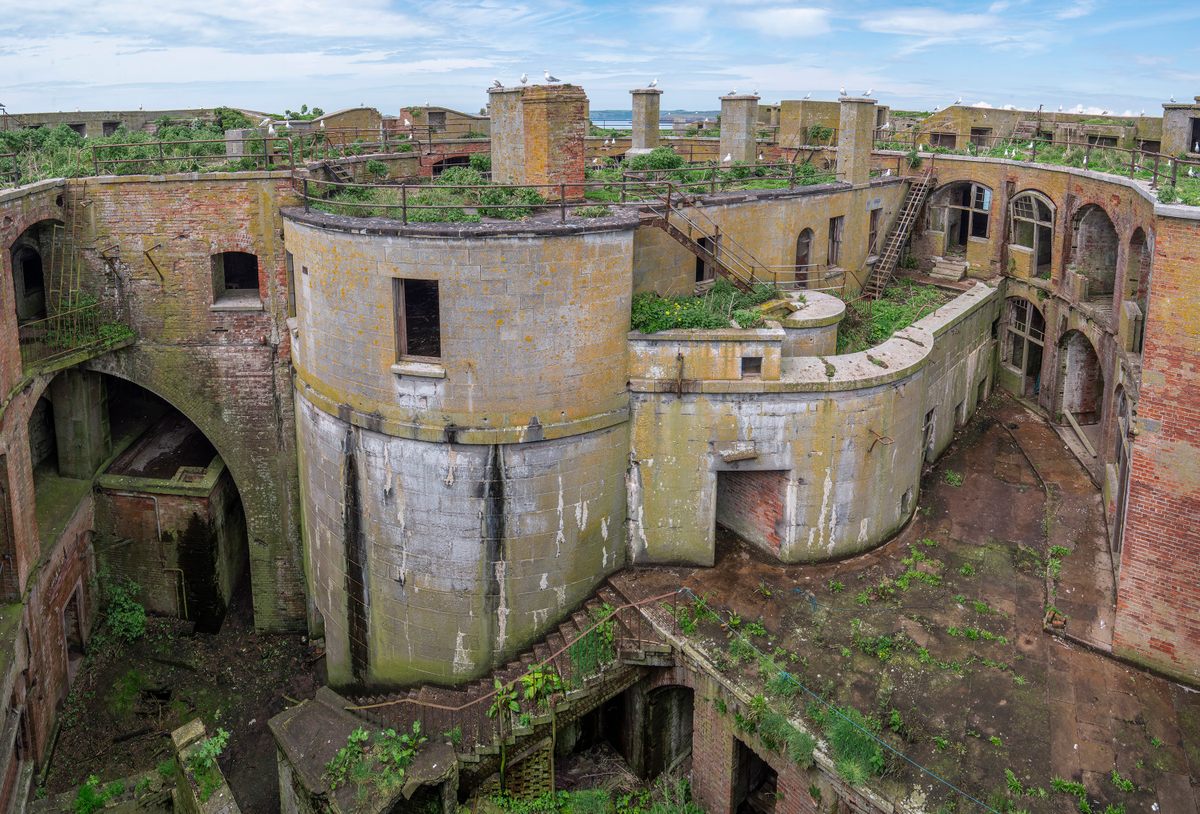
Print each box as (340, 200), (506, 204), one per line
(716, 470), (788, 553)
(1114, 212), (1200, 682)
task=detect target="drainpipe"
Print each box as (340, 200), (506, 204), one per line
(104, 491), (188, 620)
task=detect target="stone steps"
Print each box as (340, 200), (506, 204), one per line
(929, 256), (968, 281)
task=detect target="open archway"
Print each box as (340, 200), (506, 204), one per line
(928, 181), (992, 256)
(1009, 190), (1054, 278)
(29, 367), (253, 633)
(9, 219), (62, 325)
(1056, 330), (1105, 426)
(1123, 228), (1152, 353)
(1070, 205), (1118, 298)
(794, 228), (813, 287)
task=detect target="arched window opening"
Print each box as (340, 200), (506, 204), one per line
(1002, 298), (1045, 400)
(928, 182), (992, 255)
(1123, 229), (1152, 354)
(1056, 330), (1105, 426)
(794, 228), (813, 287)
(1069, 205), (1118, 299)
(1010, 192), (1054, 279)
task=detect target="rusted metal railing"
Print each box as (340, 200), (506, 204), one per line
(90, 136), (295, 175)
(17, 302), (131, 368)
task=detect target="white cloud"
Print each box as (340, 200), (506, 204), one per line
(735, 7), (831, 37)
(1055, 0), (1095, 20)
(861, 8), (995, 37)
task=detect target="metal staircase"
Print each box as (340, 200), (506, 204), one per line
(1010, 119), (1039, 143)
(863, 170), (936, 299)
(639, 184), (775, 292)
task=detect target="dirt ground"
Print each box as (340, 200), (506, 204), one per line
(43, 583), (321, 814)
(617, 393), (1200, 813)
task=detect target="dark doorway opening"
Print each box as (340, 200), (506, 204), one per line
(733, 739), (778, 814)
(696, 236), (717, 284)
(716, 470), (788, 556)
(642, 686), (694, 780)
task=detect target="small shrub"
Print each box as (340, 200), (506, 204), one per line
(468, 153), (491, 173)
(944, 469), (964, 487)
(828, 579), (845, 593)
(187, 728), (230, 802)
(624, 146), (684, 172)
(574, 204), (611, 218)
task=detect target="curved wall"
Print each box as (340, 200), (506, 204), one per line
(628, 283), (999, 564)
(285, 214), (636, 686)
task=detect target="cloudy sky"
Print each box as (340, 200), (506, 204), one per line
(1, 0), (1196, 117)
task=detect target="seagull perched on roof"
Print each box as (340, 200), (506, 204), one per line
(520, 72), (528, 85)
(403, 118), (411, 127)
(319, 120), (325, 129)
(838, 86), (847, 96)
(863, 88), (873, 97)
(729, 89), (738, 95)
(648, 77), (658, 88)
(1170, 95), (1176, 103)
(284, 119), (291, 129)
(953, 97), (962, 105)
(492, 79), (503, 88)
(1101, 109), (1108, 115)
(544, 69), (560, 83)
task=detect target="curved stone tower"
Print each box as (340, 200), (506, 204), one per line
(285, 212), (636, 687)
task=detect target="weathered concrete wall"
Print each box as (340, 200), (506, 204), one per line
(719, 95), (760, 165)
(627, 284), (998, 565)
(487, 88), (525, 185)
(629, 89), (663, 155)
(298, 401), (627, 687)
(284, 214), (636, 686)
(836, 98), (876, 186)
(917, 106), (1162, 150)
(628, 326), (783, 382)
(1160, 100), (1200, 156)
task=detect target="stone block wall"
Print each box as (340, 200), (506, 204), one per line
(627, 284), (998, 565)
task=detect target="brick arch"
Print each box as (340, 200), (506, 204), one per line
(81, 350), (303, 632)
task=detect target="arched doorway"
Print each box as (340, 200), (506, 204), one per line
(1123, 228), (1151, 353)
(95, 375), (252, 633)
(794, 228), (813, 287)
(29, 368), (253, 633)
(9, 220), (61, 324)
(1056, 330), (1104, 426)
(1069, 205), (1118, 299)
(1001, 297), (1046, 399)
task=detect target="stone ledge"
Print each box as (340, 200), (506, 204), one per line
(390, 360), (446, 379)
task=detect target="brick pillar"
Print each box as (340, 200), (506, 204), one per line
(690, 675), (737, 814)
(520, 84), (588, 199)
(487, 86), (525, 184)
(836, 97), (877, 185)
(719, 94), (760, 164)
(49, 369), (111, 479)
(628, 88), (663, 156)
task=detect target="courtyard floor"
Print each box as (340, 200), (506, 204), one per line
(615, 393), (1200, 813)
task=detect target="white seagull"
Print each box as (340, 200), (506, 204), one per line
(1058, 105), (1063, 112)
(883, 168), (891, 177)
(258, 117), (270, 127)
(803, 92), (812, 100)
(729, 89), (738, 95)
(544, 69), (560, 83)
(839, 86), (847, 96)
(319, 120), (325, 130)
(404, 118), (411, 127)
(492, 79), (503, 88)
(648, 78), (658, 88)
(863, 88), (873, 97)
(723, 153), (732, 162)
(520, 72), (528, 85)
(1188, 167), (1196, 178)
(284, 119), (291, 129)
(267, 124), (276, 135)
(1170, 95), (1176, 103)
(953, 97), (962, 105)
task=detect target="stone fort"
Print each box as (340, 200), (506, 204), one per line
(0, 85), (1197, 814)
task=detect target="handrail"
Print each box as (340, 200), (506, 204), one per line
(91, 135), (295, 173)
(344, 588), (684, 714)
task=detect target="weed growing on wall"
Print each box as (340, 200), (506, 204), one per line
(186, 728), (230, 802)
(73, 776), (125, 814)
(324, 722), (427, 800)
(630, 279), (776, 332)
(836, 280), (948, 354)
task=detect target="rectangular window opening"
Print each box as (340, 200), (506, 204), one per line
(394, 278), (441, 360)
(868, 208), (881, 256)
(740, 356), (762, 379)
(212, 251), (261, 304)
(827, 215), (844, 267)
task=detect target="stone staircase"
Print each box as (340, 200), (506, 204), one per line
(322, 161), (354, 184)
(863, 170), (936, 299)
(929, 256), (968, 282)
(342, 581), (674, 773)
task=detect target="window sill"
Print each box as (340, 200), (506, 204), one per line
(286, 317), (299, 337)
(211, 299), (264, 312)
(390, 360), (445, 379)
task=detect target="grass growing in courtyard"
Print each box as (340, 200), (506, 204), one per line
(630, 279), (778, 332)
(836, 280), (950, 354)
